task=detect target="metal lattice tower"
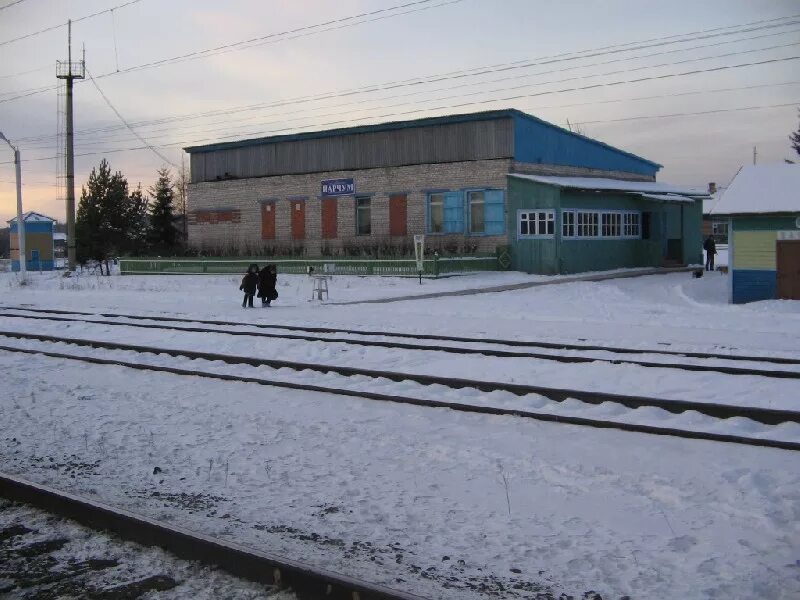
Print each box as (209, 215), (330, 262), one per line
(56, 20), (85, 272)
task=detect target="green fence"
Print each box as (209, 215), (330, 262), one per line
(119, 255), (501, 277)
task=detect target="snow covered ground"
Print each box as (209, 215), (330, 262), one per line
(1, 268), (799, 599)
(0, 499), (292, 599)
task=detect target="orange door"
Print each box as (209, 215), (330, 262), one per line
(777, 240), (800, 300)
(389, 194), (407, 237)
(261, 202), (275, 240)
(321, 198), (338, 239)
(291, 201), (305, 240)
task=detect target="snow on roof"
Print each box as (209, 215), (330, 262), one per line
(710, 164), (800, 215)
(6, 211), (56, 224)
(53, 232), (67, 241)
(508, 173), (708, 197)
(633, 193), (696, 203)
(703, 188), (727, 214)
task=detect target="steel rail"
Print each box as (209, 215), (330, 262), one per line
(0, 343), (797, 451)
(3, 304), (799, 365)
(1, 329), (796, 425)
(0, 472), (425, 600)
(1, 310), (799, 381)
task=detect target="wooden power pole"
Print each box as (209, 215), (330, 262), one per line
(56, 20), (85, 272)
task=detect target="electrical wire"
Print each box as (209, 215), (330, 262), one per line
(0, 0), (30, 11)
(0, 0), (143, 47)
(85, 68), (177, 167)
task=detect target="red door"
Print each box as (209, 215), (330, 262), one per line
(389, 194), (407, 237)
(291, 201), (305, 240)
(261, 202), (275, 240)
(321, 198), (338, 239)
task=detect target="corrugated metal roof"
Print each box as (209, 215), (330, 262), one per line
(183, 109), (660, 170)
(508, 173), (708, 196)
(710, 164), (800, 215)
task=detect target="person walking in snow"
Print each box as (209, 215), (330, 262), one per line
(703, 235), (717, 271)
(239, 263), (259, 308)
(257, 264), (278, 307)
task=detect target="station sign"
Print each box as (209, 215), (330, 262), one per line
(321, 178), (355, 197)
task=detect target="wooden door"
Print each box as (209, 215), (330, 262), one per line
(777, 240), (800, 300)
(389, 194), (407, 237)
(291, 201), (305, 240)
(321, 198), (337, 239)
(261, 202), (275, 240)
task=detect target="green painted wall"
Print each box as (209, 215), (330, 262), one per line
(507, 176), (704, 274)
(682, 200), (703, 264)
(507, 177), (560, 273)
(731, 214), (799, 231)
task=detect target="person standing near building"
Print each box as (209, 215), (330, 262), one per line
(239, 264), (259, 308)
(258, 264), (278, 306)
(703, 235), (717, 271)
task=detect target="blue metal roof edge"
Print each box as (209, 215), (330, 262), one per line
(183, 109), (519, 153)
(508, 109), (662, 170)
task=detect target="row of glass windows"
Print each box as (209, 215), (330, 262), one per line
(519, 210), (642, 239)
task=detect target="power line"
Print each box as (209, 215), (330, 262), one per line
(86, 69), (177, 167)
(4, 100), (795, 167)
(0, 0), (30, 11)
(13, 20), (800, 144)
(0, 0), (462, 98)
(2, 8), (797, 104)
(575, 102), (800, 125)
(45, 46), (800, 151)
(0, 0), (143, 47)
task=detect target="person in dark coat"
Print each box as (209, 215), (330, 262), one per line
(258, 264), (278, 306)
(239, 264), (259, 308)
(703, 236), (717, 271)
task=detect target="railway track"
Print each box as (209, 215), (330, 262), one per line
(1, 333), (798, 451)
(1, 307), (799, 379)
(0, 473), (422, 600)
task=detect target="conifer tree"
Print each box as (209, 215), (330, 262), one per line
(792, 109), (800, 157)
(148, 167), (177, 253)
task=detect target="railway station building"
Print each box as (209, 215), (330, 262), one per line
(8, 211), (57, 272)
(184, 109), (705, 273)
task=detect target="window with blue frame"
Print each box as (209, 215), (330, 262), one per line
(427, 189), (505, 234)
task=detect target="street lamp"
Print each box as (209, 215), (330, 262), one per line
(0, 131), (26, 279)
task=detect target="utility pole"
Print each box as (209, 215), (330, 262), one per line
(0, 131), (25, 279)
(753, 145), (757, 165)
(56, 20), (85, 272)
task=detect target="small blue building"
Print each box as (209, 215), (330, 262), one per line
(8, 211), (57, 271)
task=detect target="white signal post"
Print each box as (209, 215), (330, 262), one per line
(414, 234), (425, 285)
(0, 131), (26, 280)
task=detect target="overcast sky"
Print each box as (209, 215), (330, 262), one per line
(1, 0), (798, 224)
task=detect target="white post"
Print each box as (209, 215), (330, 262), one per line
(14, 147), (26, 278)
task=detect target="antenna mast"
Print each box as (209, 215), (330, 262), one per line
(56, 20), (85, 272)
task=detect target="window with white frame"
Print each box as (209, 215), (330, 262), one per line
(519, 210), (555, 237)
(468, 191), (485, 234)
(711, 220), (728, 237)
(577, 211), (599, 237)
(601, 212), (622, 237)
(428, 193), (444, 233)
(623, 212), (641, 237)
(356, 196), (371, 235)
(562, 210), (575, 238)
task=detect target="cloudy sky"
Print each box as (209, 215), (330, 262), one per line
(1, 0), (798, 224)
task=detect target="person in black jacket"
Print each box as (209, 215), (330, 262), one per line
(703, 236), (717, 271)
(258, 264), (278, 306)
(239, 264), (259, 307)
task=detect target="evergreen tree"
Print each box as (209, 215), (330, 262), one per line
(76, 159), (148, 273)
(148, 167), (177, 253)
(126, 184), (150, 255)
(792, 109), (800, 157)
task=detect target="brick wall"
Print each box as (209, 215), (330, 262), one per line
(188, 159), (513, 256)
